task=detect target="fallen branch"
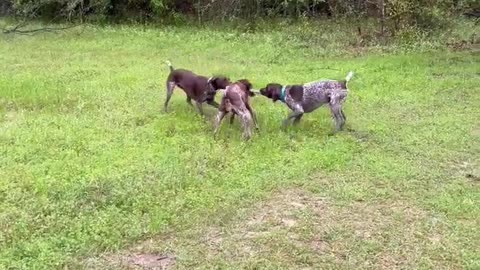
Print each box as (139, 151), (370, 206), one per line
(2, 23), (79, 35)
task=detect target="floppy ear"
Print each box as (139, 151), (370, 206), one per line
(238, 79), (251, 89)
(238, 79), (255, 96)
(289, 85), (304, 102)
(211, 76), (230, 90)
(267, 84), (281, 102)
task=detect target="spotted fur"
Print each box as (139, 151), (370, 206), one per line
(214, 80), (258, 140)
(259, 71), (354, 131)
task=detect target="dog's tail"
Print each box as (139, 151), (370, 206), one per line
(165, 60), (174, 72)
(345, 71), (354, 88)
(218, 89), (233, 112)
(345, 71), (354, 82)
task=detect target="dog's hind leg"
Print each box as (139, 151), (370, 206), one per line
(164, 81), (176, 112)
(329, 102), (345, 132)
(245, 103), (259, 130)
(240, 111), (253, 140)
(214, 111), (227, 136)
(341, 109), (346, 122)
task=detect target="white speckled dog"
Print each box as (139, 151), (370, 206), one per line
(259, 71), (354, 132)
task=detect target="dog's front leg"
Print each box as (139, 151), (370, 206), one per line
(283, 111), (303, 127)
(293, 114), (303, 125)
(195, 101), (205, 116)
(186, 96), (193, 106)
(283, 103), (304, 128)
(239, 111), (253, 140)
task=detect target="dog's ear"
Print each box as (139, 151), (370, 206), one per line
(237, 79), (253, 93)
(238, 79), (255, 97)
(266, 83), (281, 102)
(289, 85), (304, 102)
(210, 76), (230, 90)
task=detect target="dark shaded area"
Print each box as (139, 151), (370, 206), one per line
(1, 0), (478, 32)
(1, 0), (474, 20)
(0, 0), (12, 16)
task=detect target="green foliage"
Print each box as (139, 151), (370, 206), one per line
(3, 0), (479, 28)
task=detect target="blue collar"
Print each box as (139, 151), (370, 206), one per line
(279, 86), (286, 103)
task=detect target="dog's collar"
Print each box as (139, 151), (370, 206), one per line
(279, 86), (287, 103)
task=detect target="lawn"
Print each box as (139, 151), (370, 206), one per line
(0, 21), (479, 269)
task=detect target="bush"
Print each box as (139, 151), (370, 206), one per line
(2, 0), (479, 27)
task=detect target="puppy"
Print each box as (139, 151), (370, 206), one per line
(164, 61), (230, 115)
(259, 71), (354, 131)
(214, 79), (259, 140)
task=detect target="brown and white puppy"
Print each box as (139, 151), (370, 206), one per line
(259, 71), (354, 132)
(164, 61), (230, 115)
(214, 79), (259, 140)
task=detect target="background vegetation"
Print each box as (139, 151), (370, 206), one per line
(2, 0), (479, 27)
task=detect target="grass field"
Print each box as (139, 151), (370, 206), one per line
(1, 20), (479, 269)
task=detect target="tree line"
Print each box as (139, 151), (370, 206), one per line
(1, 0), (478, 30)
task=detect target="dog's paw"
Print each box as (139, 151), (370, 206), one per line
(243, 136), (252, 141)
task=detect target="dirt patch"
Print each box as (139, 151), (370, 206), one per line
(90, 188), (460, 269)
(471, 126), (480, 137)
(0, 110), (23, 131)
(448, 160), (480, 183)
(192, 189), (458, 268)
(88, 253), (175, 270)
(116, 254), (175, 270)
(466, 173), (480, 182)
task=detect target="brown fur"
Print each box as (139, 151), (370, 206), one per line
(164, 61), (230, 115)
(214, 79), (259, 140)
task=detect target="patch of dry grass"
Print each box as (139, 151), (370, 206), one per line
(91, 188), (462, 269)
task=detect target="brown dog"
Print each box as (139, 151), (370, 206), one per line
(164, 61), (230, 115)
(214, 79), (259, 140)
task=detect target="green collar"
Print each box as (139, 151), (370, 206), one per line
(279, 86), (286, 103)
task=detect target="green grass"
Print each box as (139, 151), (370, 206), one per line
(0, 20), (479, 269)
